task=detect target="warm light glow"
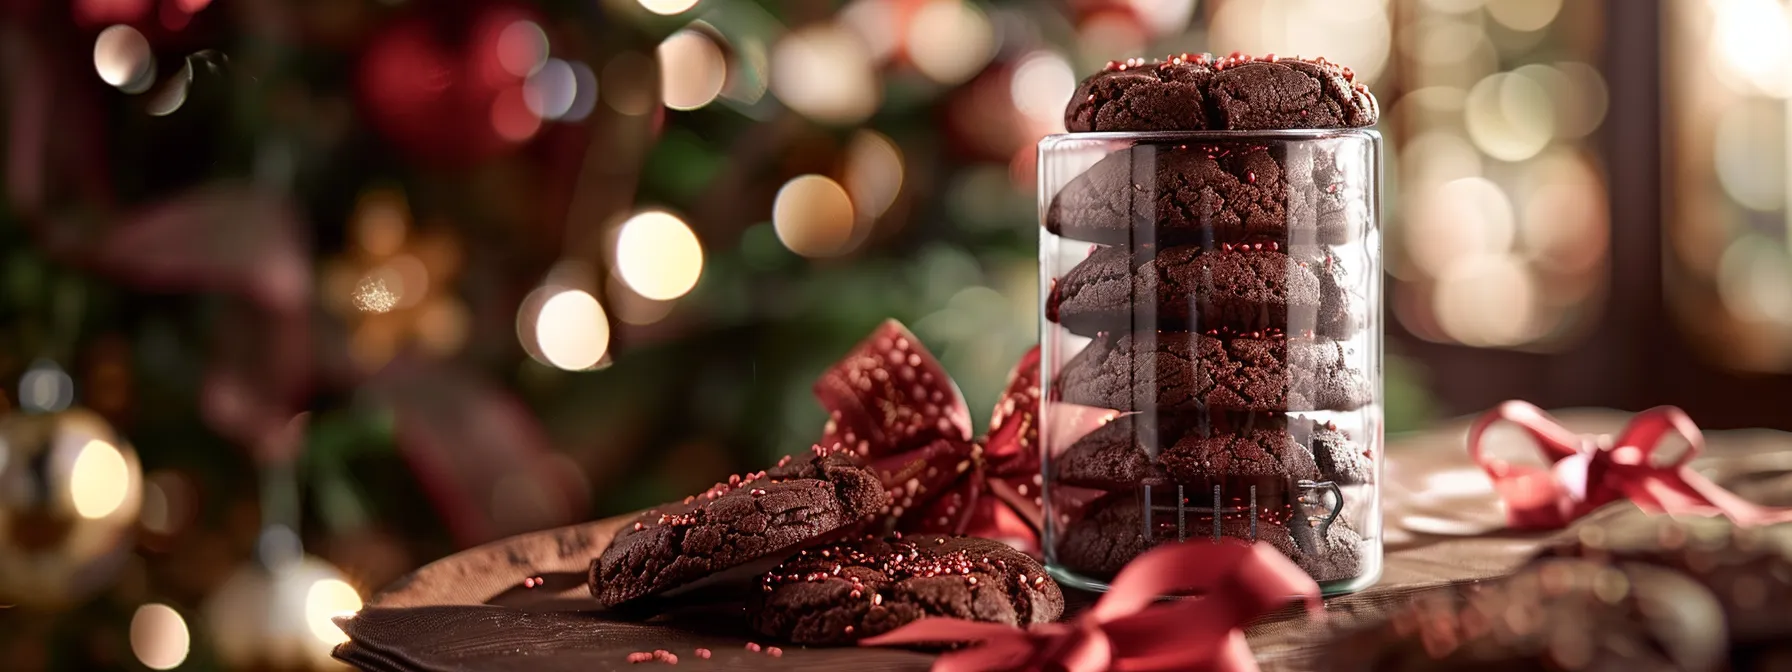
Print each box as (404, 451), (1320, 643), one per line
(1210, 0), (1390, 83)
(1719, 239), (1792, 326)
(1406, 177), (1514, 277)
(491, 85), (543, 142)
(607, 282), (676, 326)
(1465, 71), (1553, 162)
(352, 275), (399, 314)
(526, 58), (579, 120)
(94, 25), (154, 93)
(304, 578), (363, 645)
(639, 0), (700, 16)
(1127, 0), (1196, 37)
(615, 211), (704, 300)
(906, 0), (995, 85)
(70, 439), (130, 519)
(770, 26), (879, 124)
(1714, 100), (1785, 212)
(1711, 0), (1792, 98)
(535, 289), (612, 370)
(496, 21), (549, 78)
(354, 189), (409, 256)
(1484, 0), (1561, 32)
(844, 130), (904, 219)
(773, 175), (857, 257)
(658, 30), (727, 111)
(839, 0), (902, 62)
(1011, 52), (1075, 127)
(130, 604), (190, 670)
(1433, 254), (1538, 346)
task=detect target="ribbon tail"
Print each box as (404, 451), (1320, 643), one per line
(1621, 468), (1792, 527)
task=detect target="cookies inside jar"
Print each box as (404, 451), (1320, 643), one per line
(1039, 56), (1383, 593)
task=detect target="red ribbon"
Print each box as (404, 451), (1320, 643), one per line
(814, 320), (1058, 552)
(1468, 400), (1792, 530)
(861, 541), (1321, 672)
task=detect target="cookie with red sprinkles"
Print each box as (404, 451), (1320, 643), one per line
(1064, 53), (1378, 133)
(749, 534), (1063, 646)
(589, 452), (888, 608)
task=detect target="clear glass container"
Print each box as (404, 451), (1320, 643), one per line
(1038, 130), (1382, 595)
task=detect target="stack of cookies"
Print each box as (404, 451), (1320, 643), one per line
(1041, 53), (1381, 584)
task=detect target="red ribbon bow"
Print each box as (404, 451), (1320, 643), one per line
(1468, 400), (1792, 530)
(861, 541), (1321, 672)
(814, 320), (1050, 552)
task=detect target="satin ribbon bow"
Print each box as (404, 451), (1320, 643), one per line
(861, 541), (1321, 672)
(1468, 400), (1792, 530)
(814, 320), (1050, 552)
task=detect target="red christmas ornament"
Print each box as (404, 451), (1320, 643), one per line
(356, 6), (542, 167)
(813, 321), (1083, 554)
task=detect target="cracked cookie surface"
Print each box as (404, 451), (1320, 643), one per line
(1055, 491), (1362, 581)
(1065, 54), (1377, 133)
(1047, 243), (1356, 338)
(589, 453), (888, 608)
(1054, 414), (1370, 489)
(750, 534), (1063, 646)
(1056, 332), (1369, 413)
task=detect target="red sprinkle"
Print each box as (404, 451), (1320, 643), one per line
(765, 647), (783, 657)
(745, 643), (762, 652)
(695, 648), (712, 659)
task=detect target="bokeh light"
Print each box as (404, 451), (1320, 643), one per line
(491, 85), (543, 142)
(639, 0), (700, 16)
(1719, 239), (1792, 326)
(844, 130), (904, 220)
(770, 25), (879, 124)
(608, 281), (676, 326)
(1465, 71), (1554, 161)
(1433, 254), (1537, 346)
(94, 25), (154, 93)
(1011, 51), (1075, 128)
(1714, 100), (1786, 212)
(658, 29), (727, 111)
(19, 360), (75, 412)
(1484, 0), (1561, 32)
(70, 439), (131, 519)
(534, 289), (612, 371)
(773, 175), (857, 257)
(840, 0), (903, 63)
(906, 0), (995, 85)
(1709, 0), (1792, 98)
(526, 58), (579, 120)
(615, 211), (704, 300)
(130, 604), (190, 671)
(352, 275), (399, 313)
(496, 21), (549, 78)
(1210, 0), (1390, 83)
(565, 61), (599, 121)
(1127, 0), (1196, 37)
(303, 578), (363, 645)
(1406, 177), (1514, 277)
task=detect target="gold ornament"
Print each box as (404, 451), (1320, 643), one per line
(203, 555), (364, 670)
(0, 408), (143, 609)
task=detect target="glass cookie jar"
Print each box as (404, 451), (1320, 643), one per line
(1038, 130), (1383, 594)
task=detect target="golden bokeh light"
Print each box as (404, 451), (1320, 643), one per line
(1210, 0), (1390, 82)
(1714, 100), (1786, 212)
(658, 29), (727, 111)
(534, 289), (612, 371)
(1709, 0), (1792, 98)
(770, 25), (879, 124)
(844, 130), (904, 220)
(773, 175), (857, 258)
(639, 0), (700, 16)
(1126, 0), (1196, 37)
(1433, 254), (1538, 347)
(130, 604), (190, 671)
(70, 439), (131, 520)
(839, 0), (902, 62)
(1485, 0), (1561, 32)
(608, 281), (676, 326)
(1011, 51), (1076, 128)
(94, 25), (154, 93)
(1465, 71), (1553, 161)
(354, 190), (410, 257)
(906, 0), (995, 85)
(1718, 239), (1792, 327)
(1406, 177), (1514, 278)
(352, 274), (399, 314)
(615, 211), (704, 300)
(303, 578), (362, 645)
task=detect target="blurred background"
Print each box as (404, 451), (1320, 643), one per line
(2, 0), (1791, 668)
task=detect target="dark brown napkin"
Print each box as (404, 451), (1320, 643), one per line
(334, 410), (1792, 672)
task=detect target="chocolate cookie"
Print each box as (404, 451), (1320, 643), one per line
(1047, 243), (1356, 338)
(1044, 144), (1363, 247)
(1064, 54), (1377, 133)
(1319, 559), (1729, 672)
(589, 453), (889, 608)
(1538, 515), (1792, 645)
(1056, 331), (1370, 413)
(1055, 414), (1371, 489)
(750, 534), (1063, 646)
(1053, 491), (1358, 581)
